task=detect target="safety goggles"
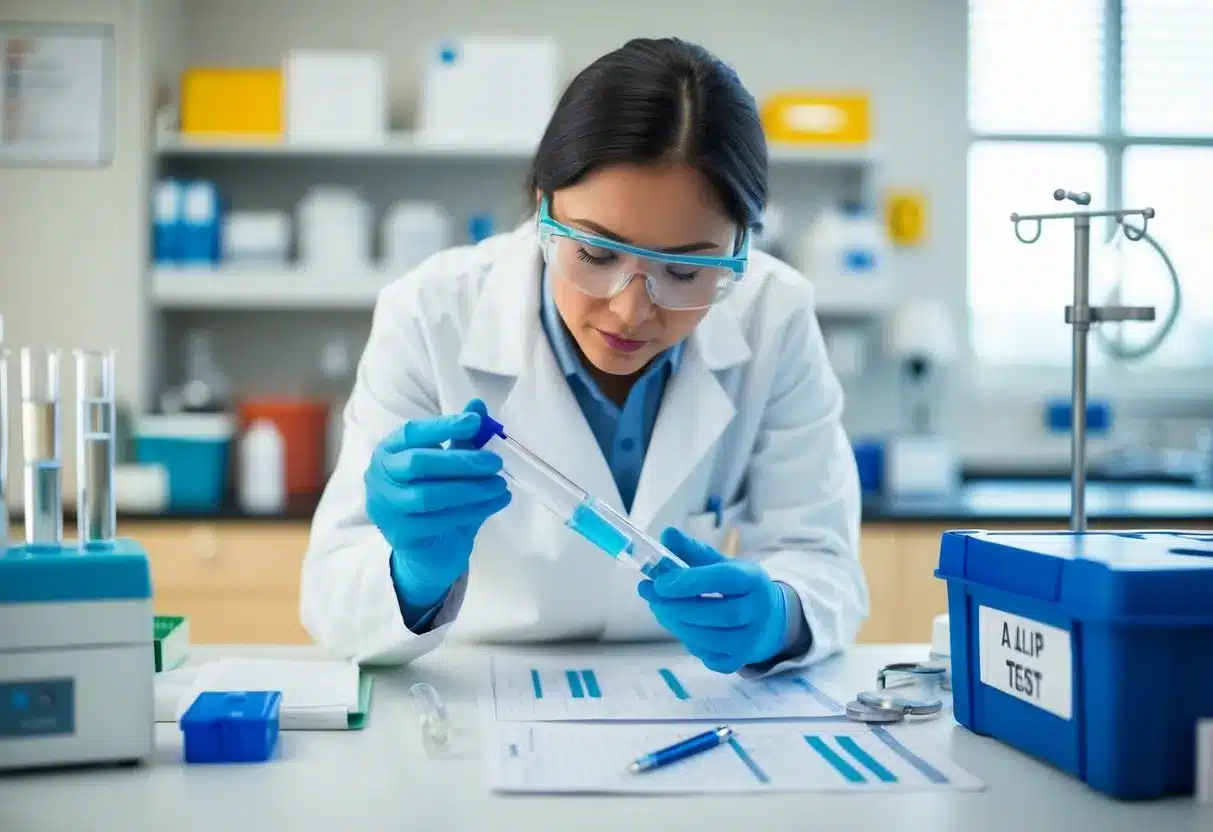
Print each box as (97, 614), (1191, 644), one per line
(536, 197), (749, 311)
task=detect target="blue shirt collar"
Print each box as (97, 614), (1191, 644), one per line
(540, 270), (684, 380)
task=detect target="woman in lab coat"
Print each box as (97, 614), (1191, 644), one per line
(301, 37), (868, 677)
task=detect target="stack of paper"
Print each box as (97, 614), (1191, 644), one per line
(160, 657), (371, 730)
(490, 722), (984, 794)
(481, 654), (984, 795)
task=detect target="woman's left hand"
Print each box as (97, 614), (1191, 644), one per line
(638, 527), (788, 674)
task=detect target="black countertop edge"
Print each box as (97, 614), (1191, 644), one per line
(9, 482), (1213, 526)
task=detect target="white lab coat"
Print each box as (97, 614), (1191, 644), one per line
(300, 221), (868, 676)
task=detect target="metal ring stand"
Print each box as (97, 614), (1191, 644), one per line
(1009, 189), (1157, 533)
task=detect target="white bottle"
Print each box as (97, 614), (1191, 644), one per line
(238, 419), (285, 514)
(317, 337), (355, 475)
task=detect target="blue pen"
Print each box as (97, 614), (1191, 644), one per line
(706, 495), (723, 529)
(628, 725), (735, 774)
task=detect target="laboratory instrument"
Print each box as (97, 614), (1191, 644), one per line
(937, 529), (1213, 800)
(470, 413), (688, 578)
(628, 725), (735, 774)
(179, 690), (282, 764)
(1010, 189), (1156, 532)
(845, 662), (946, 724)
(884, 299), (960, 497)
(76, 349), (117, 548)
(20, 347), (63, 549)
(0, 344), (156, 773)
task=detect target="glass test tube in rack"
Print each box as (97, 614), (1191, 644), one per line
(76, 349), (116, 548)
(20, 347), (63, 549)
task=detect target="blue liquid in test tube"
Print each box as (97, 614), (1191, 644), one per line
(470, 413), (688, 577)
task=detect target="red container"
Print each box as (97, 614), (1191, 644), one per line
(237, 397), (330, 497)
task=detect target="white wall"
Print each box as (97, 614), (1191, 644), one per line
(0, 0), (162, 508)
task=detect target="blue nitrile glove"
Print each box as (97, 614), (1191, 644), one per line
(365, 399), (512, 619)
(637, 527), (788, 674)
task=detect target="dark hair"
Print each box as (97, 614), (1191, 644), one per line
(528, 38), (768, 231)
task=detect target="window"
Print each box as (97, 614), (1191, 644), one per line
(968, 0), (1213, 373)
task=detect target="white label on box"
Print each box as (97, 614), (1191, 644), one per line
(1198, 719), (1213, 804)
(978, 606), (1073, 720)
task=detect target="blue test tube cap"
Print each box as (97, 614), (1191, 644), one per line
(179, 690), (282, 764)
(469, 413), (506, 449)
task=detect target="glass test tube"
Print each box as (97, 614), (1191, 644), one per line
(20, 347), (62, 549)
(76, 349), (116, 547)
(473, 415), (688, 579)
(0, 349), (9, 548)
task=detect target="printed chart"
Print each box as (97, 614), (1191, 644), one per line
(489, 722), (984, 794)
(489, 655), (845, 722)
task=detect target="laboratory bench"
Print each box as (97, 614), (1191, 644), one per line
(7, 479), (1210, 649)
(1, 643), (1205, 832)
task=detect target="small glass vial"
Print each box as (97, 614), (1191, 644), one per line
(411, 683), (452, 757)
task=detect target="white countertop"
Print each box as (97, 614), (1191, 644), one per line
(0, 643), (1207, 832)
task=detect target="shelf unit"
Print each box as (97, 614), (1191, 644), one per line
(154, 131), (881, 166)
(150, 131), (890, 397)
(151, 266), (896, 314)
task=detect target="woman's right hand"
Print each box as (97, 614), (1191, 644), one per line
(365, 399), (512, 609)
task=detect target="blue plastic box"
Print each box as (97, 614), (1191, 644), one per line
(180, 690), (281, 763)
(133, 414), (234, 511)
(936, 530), (1213, 800)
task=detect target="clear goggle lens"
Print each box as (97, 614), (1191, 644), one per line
(539, 232), (739, 311)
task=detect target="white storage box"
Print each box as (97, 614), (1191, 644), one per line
(417, 36), (558, 148)
(382, 201), (452, 274)
(285, 51), (387, 144)
(297, 186), (372, 271)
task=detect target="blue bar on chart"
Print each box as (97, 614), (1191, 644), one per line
(836, 736), (897, 783)
(580, 670), (602, 698)
(658, 668), (690, 700)
(530, 669), (543, 700)
(565, 669), (585, 699)
(791, 676), (843, 712)
(727, 737), (771, 784)
(805, 735), (865, 783)
(871, 727), (949, 784)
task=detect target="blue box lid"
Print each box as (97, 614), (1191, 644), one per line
(180, 691), (281, 731)
(936, 530), (1213, 621)
(0, 538), (151, 604)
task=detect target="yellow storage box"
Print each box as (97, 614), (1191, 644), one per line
(761, 92), (871, 145)
(181, 68), (284, 138)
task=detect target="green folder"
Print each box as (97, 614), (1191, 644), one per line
(348, 671), (374, 730)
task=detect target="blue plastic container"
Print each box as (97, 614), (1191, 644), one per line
(851, 438), (885, 495)
(133, 414), (234, 511)
(936, 530), (1213, 800)
(180, 690), (281, 764)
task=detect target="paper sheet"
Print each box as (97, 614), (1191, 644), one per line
(490, 655), (845, 722)
(489, 722), (984, 794)
(165, 657), (362, 729)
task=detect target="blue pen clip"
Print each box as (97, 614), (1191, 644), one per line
(706, 496), (722, 529)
